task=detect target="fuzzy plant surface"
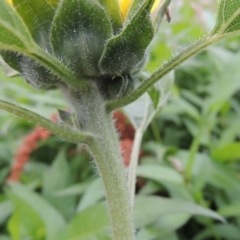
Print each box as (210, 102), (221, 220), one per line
(1, 0), (240, 239)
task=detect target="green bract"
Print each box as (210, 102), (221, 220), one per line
(2, 0), (156, 99)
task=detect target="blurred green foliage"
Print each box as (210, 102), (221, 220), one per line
(1, 1), (240, 240)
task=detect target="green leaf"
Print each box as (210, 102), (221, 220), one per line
(7, 207), (21, 240)
(0, 201), (12, 225)
(137, 164), (184, 185)
(193, 224), (240, 240)
(99, 0), (154, 75)
(136, 228), (159, 240)
(143, 142), (167, 161)
(211, 142), (240, 162)
(0, 235), (11, 240)
(8, 193), (46, 240)
(54, 182), (90, 197)
(135, 196), (225, 228)
(136, 159), (193, 200)
(172, 97), (200, 121)
(12, 0), (55, 46)
(99, 0), (122, 33)
(159, 233), (178, 240)
(154, 214), (190, 232)
(206, 161), (240, 192)
(60, 203), (110, 240)
(148, 71), (174, 109)
(77, 178), (105, 212)
(137, 227), (178, 240)
(148, 87), (161, 109)
(145, 42), (172, 72)
(163, 182), (193, 201)
(211, 0), (240, 36)
(124, 73), (173, 131)
(0, 0), (36, 51)
(138, 180), (163, 196)
(218, 202), (240, 217)
(205, 54), (240, 113)
(51, 0), (112, 77)
(137, 214), (190, 240)
(217, 117), (240, 147)
(8, 184), (66, 240)
(43, 150), (75, 220)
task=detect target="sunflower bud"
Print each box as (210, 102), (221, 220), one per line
(2, 0), (162, 100)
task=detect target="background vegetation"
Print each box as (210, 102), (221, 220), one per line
(1, 1), (240, 239)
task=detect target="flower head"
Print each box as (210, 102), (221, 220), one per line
(3, 0), (165, 100)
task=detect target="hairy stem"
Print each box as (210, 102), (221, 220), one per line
(106, 34), (219, 112)
(89, 138), (135, 240)
(66, 85), (135, 240)
(0, 99), (93, 144)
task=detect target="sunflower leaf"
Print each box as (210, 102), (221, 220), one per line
(211, 0), (240, 36)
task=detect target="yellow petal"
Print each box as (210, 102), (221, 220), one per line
(119, 0), (161, 21)
(6, 0), (12, 5)
(151, 0), (161, 12)
(119, 0), (132, 21)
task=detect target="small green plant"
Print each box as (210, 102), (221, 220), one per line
(1, 0), (240, 239)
